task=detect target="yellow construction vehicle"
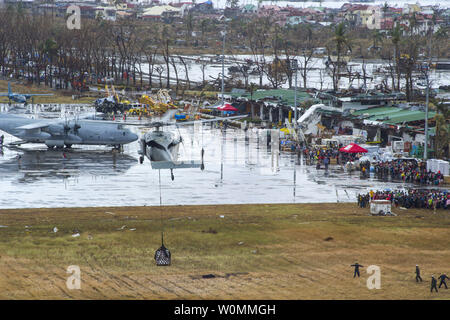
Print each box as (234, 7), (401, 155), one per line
(138, 89), (177, 115)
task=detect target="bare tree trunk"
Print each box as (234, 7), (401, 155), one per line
(170, 57), (179, 96)
(179, 56), (190, 90)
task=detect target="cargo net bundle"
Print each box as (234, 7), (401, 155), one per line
(155, 233), (171, 266)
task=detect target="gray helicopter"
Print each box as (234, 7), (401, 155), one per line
(138, 112), (245, 180)
(0, 113), (138, 149)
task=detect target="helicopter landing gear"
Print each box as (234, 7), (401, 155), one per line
(170, 169), (174, 181)
(139, 155), (144, 164)
(113, 145), (123, 152)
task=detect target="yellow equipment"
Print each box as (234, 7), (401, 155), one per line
(111, 85), (131, 105)
(138, 89), (177, 115)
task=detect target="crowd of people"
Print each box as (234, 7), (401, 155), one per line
(357, 189), (450, 210)
(372, 160), (445, 185)
(299, 145), (360, 169)
(301, 146), (337, 169)
(297, 143), (366, 169)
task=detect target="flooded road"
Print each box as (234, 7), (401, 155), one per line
(0, 125), (437, 209)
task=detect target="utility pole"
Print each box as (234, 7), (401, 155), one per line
(221, 28), (226, 106)
(290, 58), (298, 128)
(424, 65), (430, 160)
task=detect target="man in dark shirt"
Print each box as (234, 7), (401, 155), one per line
(431, 275), (438, 292)
(415, 265), (423, 282)
(438, 274), (449, 289)
(351, 262), (363, 278)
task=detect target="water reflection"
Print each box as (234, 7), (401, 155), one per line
(0, 146), (136, 183)
(0, 126), (444, 209)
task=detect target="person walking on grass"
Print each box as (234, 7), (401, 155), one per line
(438, 274), (449, 289)
(351, 262), (363, 278)
(416, 265), (423, 282)
(431, 275), (438, 293)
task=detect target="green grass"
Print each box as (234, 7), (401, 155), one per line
(0, 203), (449, 299)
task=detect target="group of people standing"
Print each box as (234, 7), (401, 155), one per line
(416, 266), (449, 293)
(373, 160), (445, 186)
(299, 146), (349, 171)
(301, 146), (336, 167)
(351, 263), (448, 293)
(357, 189), (449, 210)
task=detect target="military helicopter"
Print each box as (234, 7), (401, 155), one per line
(138, 110), (245, 180)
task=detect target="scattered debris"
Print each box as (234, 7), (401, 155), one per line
(72, 233), (80, 238)
(190, 272), (249, 280)
(219, 215), (225, 218)
(324, 237), (334, 241)
(238, 241), (245, 245)
(202, 227), (217, 234)
(225, 272), (249, 278)
(251, 249), (258, 254)
(117, 225), (126, 231)
(53, 227), (58, 233)
(105, 211), (115, 216)
(399, 207), (407, 210)
(370, 211), (397, 216)
(129, 228), (136, 231)
(0, 225), (8, 228)
(87, 234), (93, 240)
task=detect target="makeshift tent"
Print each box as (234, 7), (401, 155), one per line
(217, 103), (238, 111)
(339, 143), (368, 153)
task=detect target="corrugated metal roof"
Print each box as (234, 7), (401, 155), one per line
(352, 106), (400, 116)
(227, 89), (314, 107)
(352, 106), (436, 124)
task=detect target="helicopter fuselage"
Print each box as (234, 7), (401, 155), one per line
(140, 130), (182, 163)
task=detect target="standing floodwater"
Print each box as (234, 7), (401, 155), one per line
(0, 126), (440, 209)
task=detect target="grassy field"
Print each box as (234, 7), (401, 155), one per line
(0, 203), (449, 300)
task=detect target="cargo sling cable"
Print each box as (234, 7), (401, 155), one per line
(201, 121), (205, 171)
(155, 169), (171, 266)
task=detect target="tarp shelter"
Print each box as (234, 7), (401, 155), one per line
(218, 103), (238, 111)
(339, 143), (368, 153)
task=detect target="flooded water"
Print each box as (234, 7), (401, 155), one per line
(145, 55), (450, 92)
(0, 123), (436, 209)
